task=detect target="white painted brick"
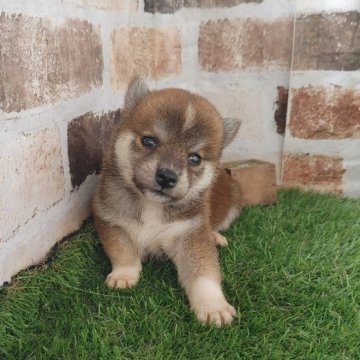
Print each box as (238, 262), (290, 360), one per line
(0, 176), (97, 284)
(0, 128), (65, 241)
(198, 84), (285, 182)
(296, 0), (360, 14)
(199, 86), (265, 142)
(65, 0), (138, 12)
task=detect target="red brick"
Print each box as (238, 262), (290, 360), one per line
(283, 154), (344, 194)
(0, 13), (103, 113)
(199, 18), (293, 72)
(111, 27), (182, 89)
(290, 86), (360, 139)
(293, 12), (360, 71)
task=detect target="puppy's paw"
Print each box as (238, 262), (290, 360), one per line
(193, 299), (237, 326)
(212, 231), (228, 247)
(105, 266), (141, 289)
(189, 277), (237, 327)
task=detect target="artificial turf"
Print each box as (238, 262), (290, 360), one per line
(0, 189), (359, 359)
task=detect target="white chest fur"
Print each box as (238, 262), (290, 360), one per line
(122, 201), (198, 257)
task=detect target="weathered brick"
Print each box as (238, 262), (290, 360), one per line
(274, 87), (289, 135)
(111, 27), (181, 89)
(293, 12), (360, 71)
(67, 0), (138, 12)
(0, 13), (103, 113)
(144, 0), (261, 13)
(199, 18), (293, 72)
(68, 109), (121, 188)
(0, 128), (65, 240)
(289, 86), (360, 139)
(282, 154), (344, 194)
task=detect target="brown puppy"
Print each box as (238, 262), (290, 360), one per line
(92, 78), (242, 326)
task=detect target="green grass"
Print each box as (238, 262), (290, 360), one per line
(1, 189), (359, 359)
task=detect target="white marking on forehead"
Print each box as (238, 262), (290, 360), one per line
(115, 132), (135, 183)
(183, 103), (195, 131)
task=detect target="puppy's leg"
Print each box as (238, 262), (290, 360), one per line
(169, 232), (236, 326)
(94, 216), (141, 289)
(212, 231), (228, 247)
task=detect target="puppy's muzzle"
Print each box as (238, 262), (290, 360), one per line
(155, 168), (178, 189)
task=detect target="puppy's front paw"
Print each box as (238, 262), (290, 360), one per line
(212, 231), (228, 247)
(189, 277), (237, 326)
(193, 299), (237, 326)
(105, 266), (141, 289)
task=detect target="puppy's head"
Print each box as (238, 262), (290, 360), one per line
(114, 78), (240, 204)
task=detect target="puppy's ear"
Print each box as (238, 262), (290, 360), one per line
(223, 118), (241, 148)
(125, 77), (150, 111)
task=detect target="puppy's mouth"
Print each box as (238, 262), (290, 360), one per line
(147, 188), (176, 200)
(133, 178), (180, 202)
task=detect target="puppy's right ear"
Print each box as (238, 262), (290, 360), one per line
(124, 77), (150, 111)
(222, 117), (241, 148)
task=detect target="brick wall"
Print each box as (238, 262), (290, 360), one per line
(0, 0), (358, 284)
(0, 1), (126, 284)
(282, 1), (360, 197)
(0, 0), (294, 284)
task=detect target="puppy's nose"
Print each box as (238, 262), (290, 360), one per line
(155, 168), (178, 189)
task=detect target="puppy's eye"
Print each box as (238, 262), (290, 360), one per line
(188, 153), (202, 166)
(141, 136), (158, 149)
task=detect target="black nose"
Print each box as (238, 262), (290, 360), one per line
(155, 168), (178, 189)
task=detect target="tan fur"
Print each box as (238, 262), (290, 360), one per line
(92, 78), (242, 326)
(209, 168), (243, 231)
(213, 231), (228, 247)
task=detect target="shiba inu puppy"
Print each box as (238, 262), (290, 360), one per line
(92, 78), (242, 326)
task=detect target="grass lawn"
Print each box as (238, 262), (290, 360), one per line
(1, 189), (359, 359)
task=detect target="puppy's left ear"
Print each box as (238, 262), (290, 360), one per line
(125, 77), (150, 111)
(223, 118), (241, 148)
